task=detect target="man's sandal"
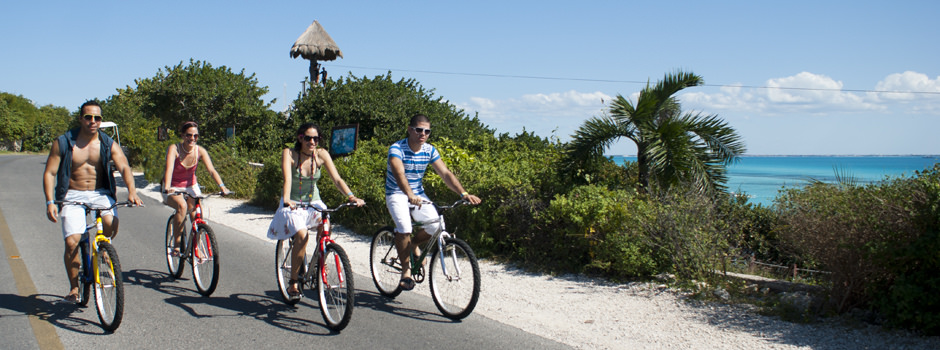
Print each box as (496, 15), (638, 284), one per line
(287, 279), (302, 300)
(399, 277), (416, 291)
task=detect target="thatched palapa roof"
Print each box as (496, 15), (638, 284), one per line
(290, 20), (343, 61)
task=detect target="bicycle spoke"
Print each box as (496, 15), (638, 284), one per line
(429, 238), (481, 320)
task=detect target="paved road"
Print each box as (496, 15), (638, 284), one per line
(0, 154), (570, 349)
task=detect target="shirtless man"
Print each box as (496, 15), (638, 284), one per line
(42, 100), (143, 303)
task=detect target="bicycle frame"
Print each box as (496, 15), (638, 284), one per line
(80, 210), (113, 285)
(296, 203), (351, 286)
(407, 200), (465, 280)
(169, 191), (220, 259)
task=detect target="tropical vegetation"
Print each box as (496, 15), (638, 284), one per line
(2, 63), (939, 335)
(566, 71), (746, 195)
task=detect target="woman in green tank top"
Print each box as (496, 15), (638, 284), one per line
(266, 123), (364, 299)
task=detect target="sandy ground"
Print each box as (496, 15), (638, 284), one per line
(138, 184), (940, 350)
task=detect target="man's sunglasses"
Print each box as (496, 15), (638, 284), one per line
(302, 135), (321, 143)
(411, 127), (431, 135)
(82, 114), (102, 122)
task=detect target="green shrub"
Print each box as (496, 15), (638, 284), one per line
(644, 191), (730, 281)
(537, 185), (661, 278)
(193, 143), (260, 199)
(774, 165), (940, 335)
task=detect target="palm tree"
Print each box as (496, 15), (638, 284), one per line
(567, 70), (746, 194)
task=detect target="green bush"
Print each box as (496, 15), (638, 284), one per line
(192, 143), (261, 198)
(539, 185), (661, 278)
(775, 165), (940, 335)
(645, 191), (730, 281)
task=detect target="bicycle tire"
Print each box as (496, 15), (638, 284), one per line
(191, 224), (220, 296)
(165, 216), (184, 278)
(429, 237), (481, 320)
(77, 240), (91, 307)
(370, 227), (402, 297)
(94, 241), (124, 332)
(275, 238), (302, 305)
(317, 243), (355, 331)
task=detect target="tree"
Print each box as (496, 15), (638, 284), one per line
(132, 59), (281, 151)
(0, 93), (34, 143)
(566, 70), (746, 194)
(291, 72), (493, 149)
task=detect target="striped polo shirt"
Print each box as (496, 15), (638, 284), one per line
(385, 139), (440, 196)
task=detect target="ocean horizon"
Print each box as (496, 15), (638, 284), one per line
(610, 155), (940, 206)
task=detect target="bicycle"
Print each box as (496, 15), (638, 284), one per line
(56, 199), (137, 332)
(164, 190), (227, 296)
(275, 202), (358, 331)
(369, 199), (481, 320)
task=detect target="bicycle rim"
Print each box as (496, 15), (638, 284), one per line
(318, 244), (354, 331)
(192, 224), (220, 296)
(275, 239), (301, 305)
(94, 242), (124, 332)
(165, 216), (183, 278)
(429, 238), (481, 320)
(370, 227), (402, 297)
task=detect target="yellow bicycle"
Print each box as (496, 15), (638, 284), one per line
(56, 200), (137, 332)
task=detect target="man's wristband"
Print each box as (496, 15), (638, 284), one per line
(460, 192), (469, 198)
(219, 183), (225, 188)
(46, 200), (55, 206)
(347, 192), (354, 198)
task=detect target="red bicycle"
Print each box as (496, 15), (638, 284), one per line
(275, 202), (357, 331)
(165, 191), (226, 296)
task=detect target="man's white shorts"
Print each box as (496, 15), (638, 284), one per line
(385, 193), (441, 234)
(61, 189), (116, 239)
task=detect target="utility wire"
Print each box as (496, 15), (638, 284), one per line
(330, 64), (940, 96)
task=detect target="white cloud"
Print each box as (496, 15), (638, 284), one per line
(873, 71), (940, 101)
(458, 90), (611, 139)
(677, 71), (940, 115)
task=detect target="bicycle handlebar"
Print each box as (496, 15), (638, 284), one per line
(54, 200), (139, 211)
(166, 190), (232, 199)
(287, 201), (363, 213)
(415, 199), (470, 211)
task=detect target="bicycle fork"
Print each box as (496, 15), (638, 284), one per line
(190, 204), (213, 262)
(92, 216), (113, 285)
(317, 214), (345, 287)
(435, 233), (463, 282)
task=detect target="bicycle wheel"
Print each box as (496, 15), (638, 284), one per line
(77, 240), (91, 307)
(275, 238), (302, 305)
(369, 227), (402, 297)
(429, 237), (481, 320)
(94, 241), (124, 332)
(191, 224), (220, 296)
(317, 243), (355, 331)
(165, 216), (184, 278)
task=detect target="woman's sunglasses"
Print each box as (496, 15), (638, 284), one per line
(82, 114), (102, 122)
(302, 135), (321, 143)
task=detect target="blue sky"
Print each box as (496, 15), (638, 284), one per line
(2, 1), (938, 155)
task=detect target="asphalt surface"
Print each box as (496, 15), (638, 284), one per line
(0, 154), (571, 349)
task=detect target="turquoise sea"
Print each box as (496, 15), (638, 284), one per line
(611, 155), (940, 206)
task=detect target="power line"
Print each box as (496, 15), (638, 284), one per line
(330, 64), (940, 96)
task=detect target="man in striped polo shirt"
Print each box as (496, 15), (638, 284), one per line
(385, 114), (481, 291)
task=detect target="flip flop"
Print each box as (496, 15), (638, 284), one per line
(63, 293), (80, 304)
(399, 277), (416, 291)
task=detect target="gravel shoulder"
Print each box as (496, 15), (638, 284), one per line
(139, 184), (940, 349)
